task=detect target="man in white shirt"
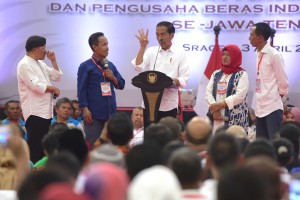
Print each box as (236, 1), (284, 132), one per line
(249, 22), (288, 140)
(129, 107), (144, 148)
(17, 35), (63, 162)
(131, 21), (189, 122)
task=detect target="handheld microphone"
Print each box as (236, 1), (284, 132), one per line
(152, 46), (160, 71)
(103, 58), (109, 69)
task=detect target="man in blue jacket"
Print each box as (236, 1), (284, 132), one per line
(77, 32), (125, 146)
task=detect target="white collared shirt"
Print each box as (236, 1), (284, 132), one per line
(129, 127), (144, 148)
(255, 43), (288, 117)
(132, 46), (189, 111)
(17, 55), (63, 121)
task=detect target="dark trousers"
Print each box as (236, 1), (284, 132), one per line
(25, 115), (51, 163)
(256, 109), (283, 141)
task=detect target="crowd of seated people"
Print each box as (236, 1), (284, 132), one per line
(0, 97), (300, 200)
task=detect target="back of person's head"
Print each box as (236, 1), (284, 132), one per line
(244, 138), (276, 160)
(46, 151), (81, 182)
(25, 35), (46, 52)
(42, 131), (63, 156)
(208, 133), (240, 170)
(83, 163), (129, 200)
(254, 22), (271, 41)
(273, 138), (294, 167)
(162, 140), (185, 165)
(88, 32), (104, 51)
(48, 122), (69, 134)
(279, 122), (300, 153)
(236, 137), (250, 154)
(218, 167), (268, 200)
(245, 156), (282, 200)
(289, 107), (300, 123)
(89, 143), (125, 168)
(144, 123), (174, 149)
(17, 169), (69, 200)
(57, 129), (88, 167)
(126, 143), (163, 180)
(107, 112), (133, 146)
(184, 117), (212, 152)
(128, 165), (181, 200)
(156, 21), (175, 34)
(159, 116), (182, 140)
(226, 125), (247, 139)
(168, 147), (202, 189)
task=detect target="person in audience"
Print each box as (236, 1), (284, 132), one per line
(17, 35), (63, 163)
(184, 116), (212, 158)
(0, 124), (30, 190)
(162, 140), (185, 165)
(57, 128), (88, 168)
(2, 100), (27, 140)
(33, 123), (68, 170)
(226, 125), (248, 139)
(128, 165), (181, 200)
(143, 123), (174, 150)
(51, 97), (85, 135)
(248, 107), (257, 141)
(159, 116), (183, 141)
(244, 138), (277, 160)
(218, 167), (268, 200)
(131, 21), (189, 122)
(71, 99), (83, 123)
(77, 32), (125, 147)
(168, 147), (205, 200)
(249, 22), (288, 141)
(126, 143), (163, 180)
(285, 106), (300, 123)
(81, 163), (129, 200)
(200, 133), (240, 200)
(279, 122), (300, 171)
(89, 143), (125, 168)
(129, 107), (144, 148)
(206, 44), (249, 133)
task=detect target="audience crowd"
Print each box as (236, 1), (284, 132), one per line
(0, 97), (300, 200)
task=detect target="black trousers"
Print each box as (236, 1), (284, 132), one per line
(25, 115), (51, 163)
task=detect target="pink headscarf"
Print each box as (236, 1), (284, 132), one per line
(290, 107), (300, 123)
(83, 163), (129, 200)
(221, 44), (244, 74)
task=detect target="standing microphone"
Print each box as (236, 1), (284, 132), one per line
(103, 58), (109, 69)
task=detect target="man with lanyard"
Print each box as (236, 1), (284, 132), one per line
(131, 21), (189, 122)
(77, 32), (125, 147)
(249, 22), (288, 140)
(129, 107), (144, 148)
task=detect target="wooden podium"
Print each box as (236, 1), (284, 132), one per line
(132, 71), (173, 128)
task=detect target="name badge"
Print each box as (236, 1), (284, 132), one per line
(101, 82), (112, 96)
(217, 81), (227, 94)
(256, 78), (261, 93)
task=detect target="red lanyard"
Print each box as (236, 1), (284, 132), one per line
(257, 53), (264, 75)
(91, 57), (106, 78)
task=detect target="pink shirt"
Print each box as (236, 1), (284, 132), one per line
(255, 43), (288, 118)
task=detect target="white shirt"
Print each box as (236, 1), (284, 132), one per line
(255, 42), (288, 117)
(199, 179), (217, 200)
(129, 127), (144, 148)
(132, 46), (189, 111)
(205, 70), (249, 131)
(17, 55), (63, 121)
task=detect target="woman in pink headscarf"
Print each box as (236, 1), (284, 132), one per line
(285, 106), (300, 123)
(206, 44), (249, 132)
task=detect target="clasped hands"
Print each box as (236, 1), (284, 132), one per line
(209, 102), (226, 120)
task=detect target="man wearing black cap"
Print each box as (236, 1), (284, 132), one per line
(17, 35), (63, 162)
